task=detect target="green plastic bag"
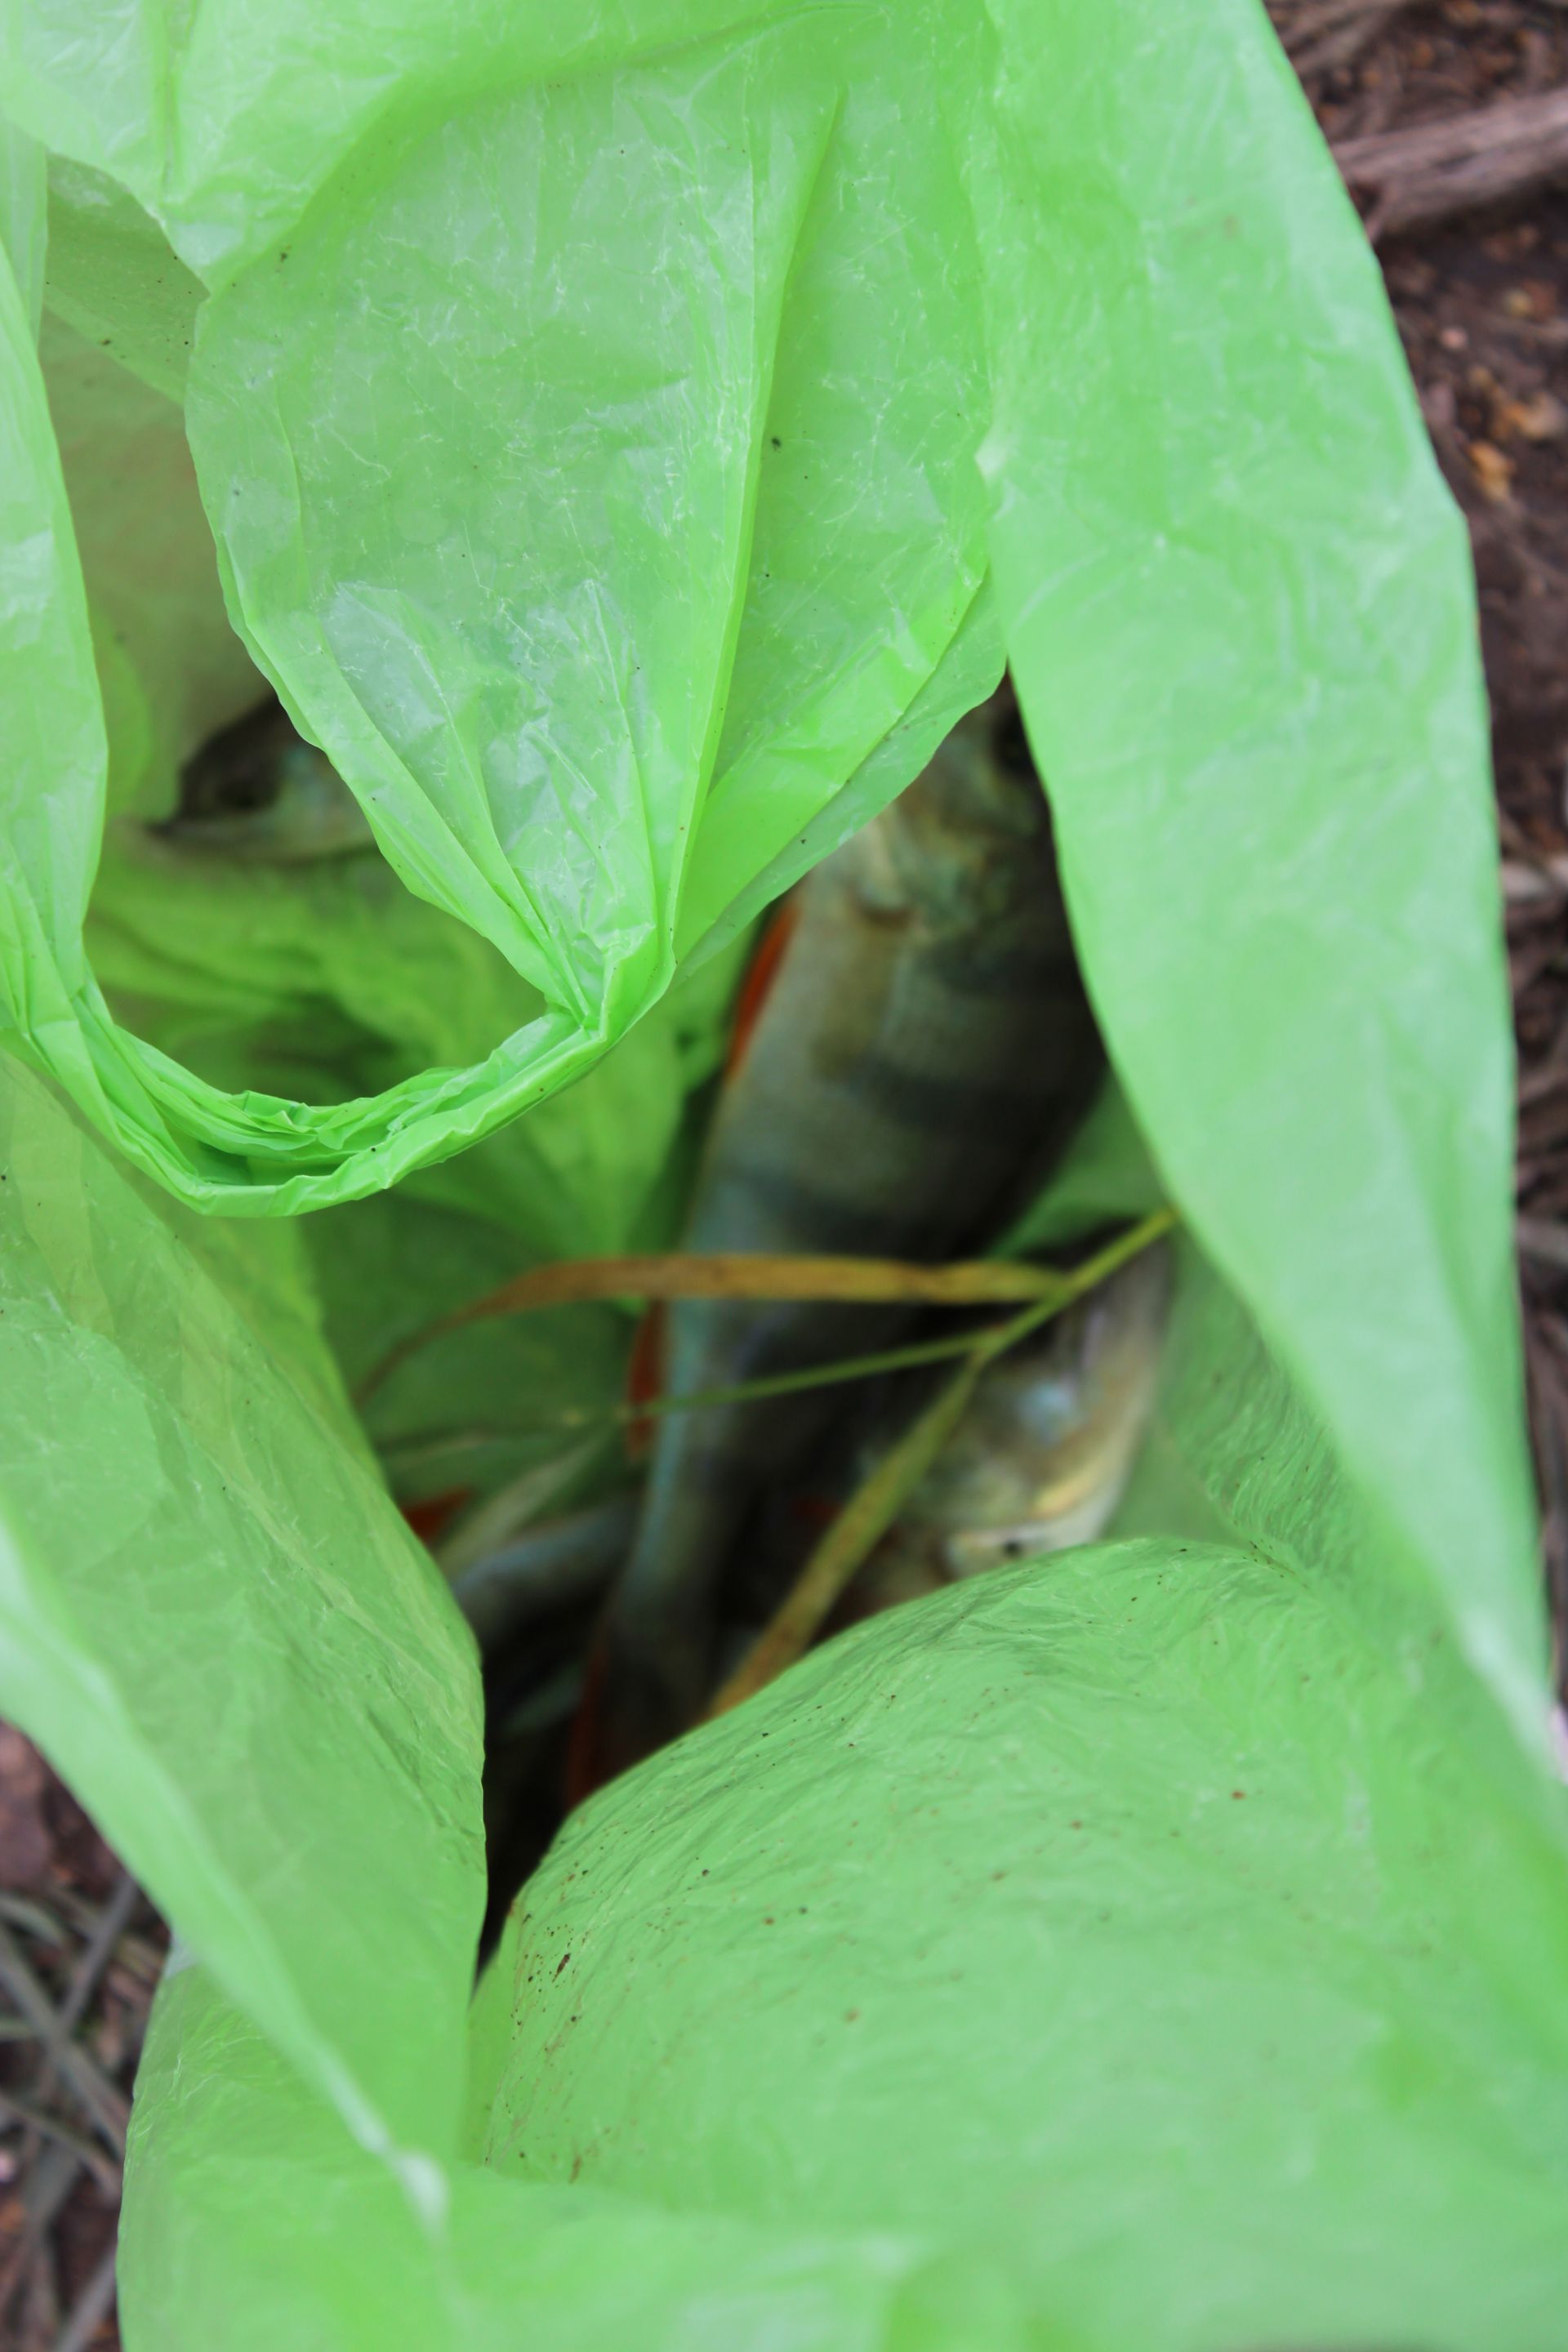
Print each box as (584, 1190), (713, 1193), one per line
(0, 0), (1004, 1209)
(2, 0), (1565, 2345)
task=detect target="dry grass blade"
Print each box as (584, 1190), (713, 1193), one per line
(0, 1769), (149, 2352)
(0, 2091), (120, 2199)
(56, 1874), (138, 2045)
(707, 1209), (1176, 1718)
(1526, 1321), (1568, 1696)
(0, 1923), (127, 2154)
(51, 2241), (118, 2352)
(385, 1313), (1117, 1461)
(13, 1864), (144, 2301)
(0, 1896), (68, 1944)
(1335, 85), (1568, 237)
(21, 2142), (79, 2247)
(706, 1342), (991, 1719)
(0, 2144), (75, 2344)
(1273, 0), (1411, 77)
(359, 1250), (1070, 1400)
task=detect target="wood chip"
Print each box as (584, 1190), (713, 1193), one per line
(1503, 854), (1568, 902)
(1471, 439), (1517, 500)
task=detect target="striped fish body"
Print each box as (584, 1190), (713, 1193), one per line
(581, 692), (1102, 1777)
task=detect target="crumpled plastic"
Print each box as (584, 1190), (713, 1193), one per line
(5, 1043), (1557, 2352)
(472, 1459), (1568, 2351)
(2, 0), (1566, 2346)
(0, 1053), (483, 2172)
(0, 1), (1004, 1210)
(33, 282), (758, 1507)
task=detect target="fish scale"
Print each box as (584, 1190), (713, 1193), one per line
(575, 690), (1102, 1785)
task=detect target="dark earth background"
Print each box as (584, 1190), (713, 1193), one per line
(2, 7), (1566, 2341)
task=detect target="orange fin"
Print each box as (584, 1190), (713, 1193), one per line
(623, 1301), (668, 1463)
(400, 1486), (472, 1546)
(565, 1630), (635, 1805)
(724, 893), (801, 1080)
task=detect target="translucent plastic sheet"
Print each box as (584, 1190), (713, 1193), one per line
(0, 0), (1562, 2345)
(0, 1055), (483, 2175)
(0, 2), (1004, 1209)
(470, 1332), (1568, 2350)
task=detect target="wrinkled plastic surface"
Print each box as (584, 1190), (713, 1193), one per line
(474, 1476), (1568, 2350)
(0, 1051), (484, 2174)
(111, 1220), (1568, 2351)
(33, 286), (755, 1502)
(974, 0), (1544, 1753)
(0, 0), (1564, 2345)
(0, 118), (43, 332)
(122, 1960), (1031, 2352)
(0, 0), (1004, 1209)
(0, 0), (1535, 1713)
(462, 1200), (1568, 2352)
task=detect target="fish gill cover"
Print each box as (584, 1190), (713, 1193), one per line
(0, 2), (1566, 2347)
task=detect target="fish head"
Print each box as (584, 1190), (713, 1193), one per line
(902, 1244), (1173, 1561)
(866, 688), (1057, 931)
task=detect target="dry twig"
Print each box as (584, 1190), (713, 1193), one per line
(0, 1924), (127, 2155)
(0, 1864), (148, 2350)
(707, 1209), (1176, 1717)
(1336, 85), (1568, 236)
(1274, 0), (1413, 79)
(52, 2241), (119, 2352)
(0, 2091), (120, 2199)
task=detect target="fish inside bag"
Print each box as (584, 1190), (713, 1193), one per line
(568, 686), (1168, 1785)
(107, 670), (1176, 1886)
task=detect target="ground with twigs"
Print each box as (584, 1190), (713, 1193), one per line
(0, 1729), (164, 2349)
(2, 9), (1566, 2341)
